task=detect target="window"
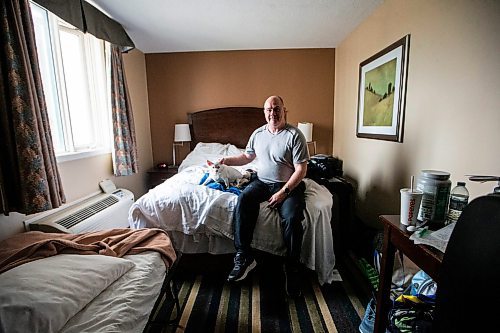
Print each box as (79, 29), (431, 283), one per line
(30, 2), (111, 162)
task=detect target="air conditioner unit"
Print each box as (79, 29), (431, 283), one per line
(24, 189), (134, 234)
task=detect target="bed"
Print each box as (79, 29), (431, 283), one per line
(0, 228), (177, 333)
(129, 107), (339, 285)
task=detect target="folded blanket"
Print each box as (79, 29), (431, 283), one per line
(199, 173), (242, 195)
(0, 228), (177, 274)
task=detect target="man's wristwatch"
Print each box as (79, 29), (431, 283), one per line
(283, 186), (290, 196)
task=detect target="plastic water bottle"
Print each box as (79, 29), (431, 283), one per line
(446, 182), (469, 224)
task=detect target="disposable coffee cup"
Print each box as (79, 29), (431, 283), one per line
(400, 188), (423, 226)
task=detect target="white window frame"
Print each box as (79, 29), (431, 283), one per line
(30, 2), (112, 163)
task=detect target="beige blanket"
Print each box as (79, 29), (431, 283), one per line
(0, 228), (177, 274)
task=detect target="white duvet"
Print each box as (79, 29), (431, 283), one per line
(129, 143), (338, 284)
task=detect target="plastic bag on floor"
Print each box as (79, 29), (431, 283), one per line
(388, 271), (436, 333)
(388, 295), (434, 333)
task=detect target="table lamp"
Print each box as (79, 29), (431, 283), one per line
(171, 124), (191, 167)
(298, 122), (316, 155)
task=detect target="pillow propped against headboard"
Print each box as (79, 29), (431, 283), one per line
(188, 107), (266, 149)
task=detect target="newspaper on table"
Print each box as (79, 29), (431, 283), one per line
(409, 222), (456, 253)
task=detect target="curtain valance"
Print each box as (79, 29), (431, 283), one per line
(32, 0), (134, 49)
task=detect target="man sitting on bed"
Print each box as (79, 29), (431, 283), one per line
(219, 95), (309, 297)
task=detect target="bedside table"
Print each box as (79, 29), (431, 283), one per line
(311, 176), (354, 255)
(147, 167), (178, 189)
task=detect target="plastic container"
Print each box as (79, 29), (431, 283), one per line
(446, 182), (469, 225)
(416, 170), (451, 227)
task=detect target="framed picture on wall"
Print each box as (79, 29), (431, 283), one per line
(356, 34), (410, 142)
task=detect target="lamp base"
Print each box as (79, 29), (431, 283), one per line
(307, 141), (317, 156)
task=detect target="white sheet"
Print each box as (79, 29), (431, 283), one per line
(61, 252), (166, 333)
(129, 143), (337, 284)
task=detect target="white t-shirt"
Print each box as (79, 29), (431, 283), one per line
(245, 123), (309, 184)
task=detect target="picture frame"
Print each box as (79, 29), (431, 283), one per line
(356, 34), (410, 142)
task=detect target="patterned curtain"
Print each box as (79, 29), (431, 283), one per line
(110, 45), (138, 176)
(0, 0), (65, 215)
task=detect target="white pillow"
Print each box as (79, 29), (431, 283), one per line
(179, 142), (228, 171)
(225, 144), (245, 156)
(0, 254), (135, 333)
(193, 142), (228, 155)
(178, 142), (259, 173)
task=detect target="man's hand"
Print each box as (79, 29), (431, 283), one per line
(268, 189), (287, 209)
(267, 161), (307, 209)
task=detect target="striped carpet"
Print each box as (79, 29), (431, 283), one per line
(149, 259), (369, 333)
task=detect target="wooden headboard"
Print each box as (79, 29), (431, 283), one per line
(187, 107), (266, 149)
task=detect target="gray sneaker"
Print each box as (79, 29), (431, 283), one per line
(227, 252), (257, 282)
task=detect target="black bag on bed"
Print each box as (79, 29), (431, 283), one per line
(306, 155), (343, 180)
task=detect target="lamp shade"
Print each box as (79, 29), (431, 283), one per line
(298, 122), (313, 142)
(174, 124), (191, 142)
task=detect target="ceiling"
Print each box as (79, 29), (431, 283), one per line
(88, 0), (383, 54)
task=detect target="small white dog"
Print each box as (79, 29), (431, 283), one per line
(203, 160), (243, 188)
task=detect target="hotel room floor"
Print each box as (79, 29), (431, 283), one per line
(146, 253), (370, 333)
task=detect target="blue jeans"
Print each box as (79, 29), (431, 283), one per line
(233, 178), (306, 263)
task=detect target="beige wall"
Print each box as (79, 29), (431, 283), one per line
(145, 49), (335, 165)
(334, 0), (500, 227)
(0, 49), (153, 240)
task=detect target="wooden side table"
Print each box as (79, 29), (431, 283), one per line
(147, 167), (178, 189)
(374, 215), (443, 333)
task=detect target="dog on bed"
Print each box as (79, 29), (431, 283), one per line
(203, 160), (247, 188)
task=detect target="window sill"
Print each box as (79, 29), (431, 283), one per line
(56, 148), (111, 163)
